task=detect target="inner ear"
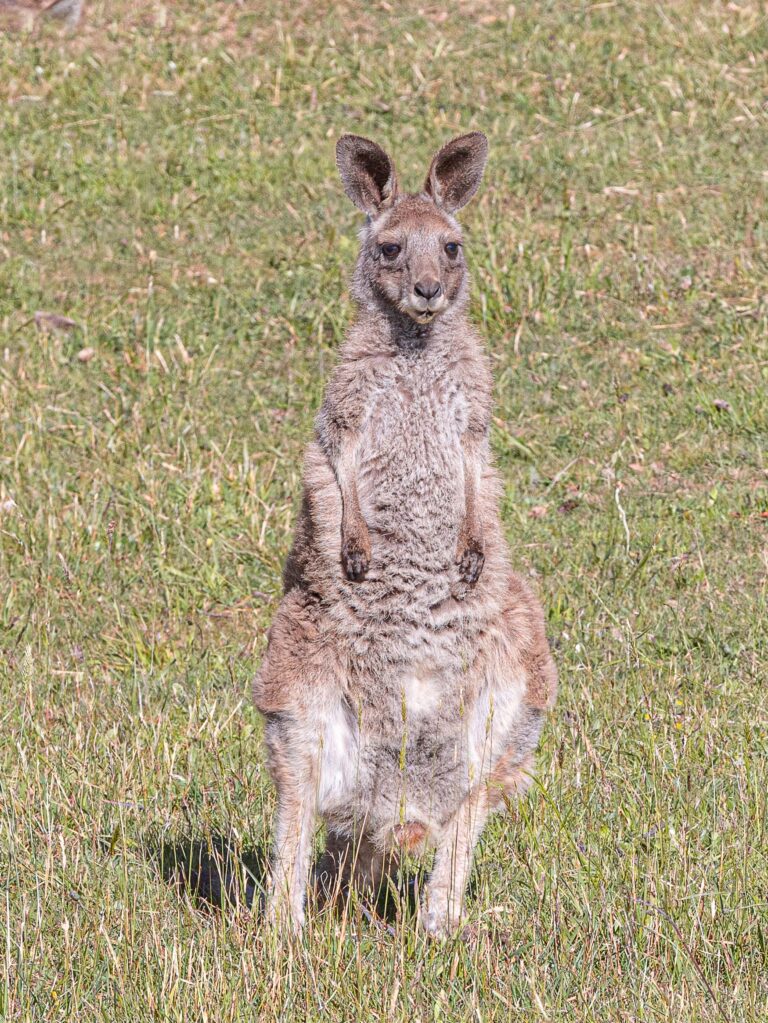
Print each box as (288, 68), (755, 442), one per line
(425, 132), (488, 214)
(336, 135), (399, 216)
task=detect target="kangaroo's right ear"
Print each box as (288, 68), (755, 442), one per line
(425, 132), (488, 213)
(336, 135), (399, 216)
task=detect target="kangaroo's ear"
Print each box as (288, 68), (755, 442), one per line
(336, 135), (399, 216)
(425, 132), (488, 214)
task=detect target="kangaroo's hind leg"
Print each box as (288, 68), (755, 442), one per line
(254, 589), (345, 933)
(262, 714), (318, 932)
(422, 744), (539, 936)
(423, 573), (557, 936)
(421, 779), (491, 936)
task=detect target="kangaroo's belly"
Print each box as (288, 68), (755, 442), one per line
(317, 655), (478, 838)
(320, 735), (467, 830)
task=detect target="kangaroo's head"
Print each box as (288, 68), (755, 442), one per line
(336, 132), (488, 328)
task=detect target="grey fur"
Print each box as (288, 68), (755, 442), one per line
(253, 133), (557, 935)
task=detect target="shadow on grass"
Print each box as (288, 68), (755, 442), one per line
(143, 831), (424, 928)
(148, 833), (268, 914)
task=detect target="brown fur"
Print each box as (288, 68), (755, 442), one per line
(0, 0), (83, 28)
(253, 132), (557, 935)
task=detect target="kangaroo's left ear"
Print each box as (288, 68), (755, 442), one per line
(424, 132), (489, 214)
(336, 134), (399, 216)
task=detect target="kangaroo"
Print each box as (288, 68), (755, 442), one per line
(253, 132), (557, 936)
(0, 0), (83, 29)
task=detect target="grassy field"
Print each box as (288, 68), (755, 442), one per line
(1, 1), (767, 1019)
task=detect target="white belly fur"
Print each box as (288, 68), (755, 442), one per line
(316, 670), (528, 819)
(317, 703), (358, 813)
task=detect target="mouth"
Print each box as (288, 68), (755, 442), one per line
(404, 300), (446, 323)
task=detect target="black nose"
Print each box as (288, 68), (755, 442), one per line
(414, 280), (442, 300)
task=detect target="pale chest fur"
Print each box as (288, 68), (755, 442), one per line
(356, 353), (468, 548)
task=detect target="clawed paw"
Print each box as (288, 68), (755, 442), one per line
(342, 537), (370, 581)
(456, 539), (484, 586)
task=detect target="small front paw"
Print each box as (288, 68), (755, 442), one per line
(456, 537), (484, 586)
(342, 536), (370, 581)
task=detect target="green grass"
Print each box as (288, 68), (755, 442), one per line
(1, 1), (767, 1019)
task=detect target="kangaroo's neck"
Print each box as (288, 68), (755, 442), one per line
(350, 292), (473, 358)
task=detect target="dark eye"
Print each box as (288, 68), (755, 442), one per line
(381, 243), (401, 259)
(445, 242), (460, 257)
